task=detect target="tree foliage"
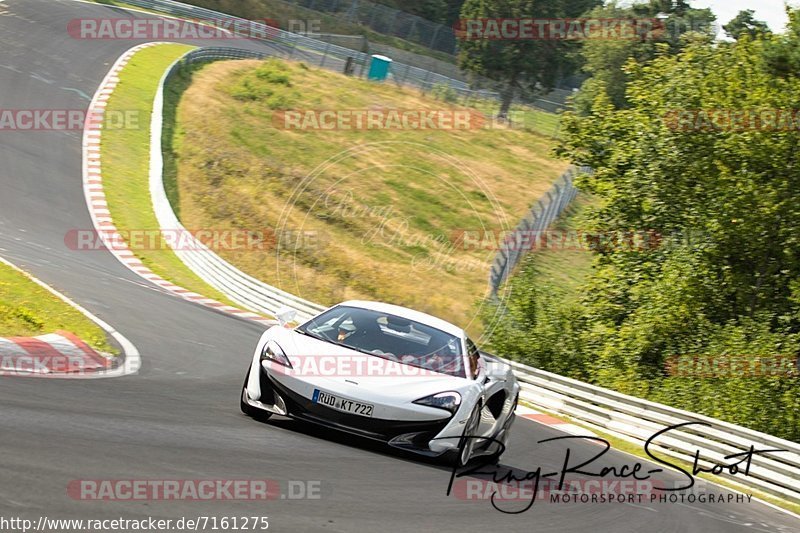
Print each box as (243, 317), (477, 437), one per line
(573, 0), (716, 113)
(485, 19), (800, 441)
(723, 9), (770, 41)
(457, 0), (600, 117)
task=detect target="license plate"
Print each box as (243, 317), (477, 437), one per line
(312, 389), (374, 417)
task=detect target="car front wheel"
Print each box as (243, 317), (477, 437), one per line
(240, 368), (272, 421)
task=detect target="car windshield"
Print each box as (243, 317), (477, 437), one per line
(298, 305), (465, 378)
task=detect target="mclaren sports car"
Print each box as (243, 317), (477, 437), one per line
(241, 300), (519, 466)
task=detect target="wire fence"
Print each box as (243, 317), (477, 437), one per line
(285, 0), (458, 54)
(114, 0), (569, 112)
(166, 43), (581, 296)
(121, 1), (474, 87)
(489, 167), (589, 295)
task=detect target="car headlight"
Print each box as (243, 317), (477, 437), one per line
(413, 391), (462, 413)
(260, 340), (292, 368)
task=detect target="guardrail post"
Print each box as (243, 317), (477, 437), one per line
(422, 69), (431, 92)
(540, 192), (553, 229)
(400, 63), (410, 85)
(320, 42), (331, 67)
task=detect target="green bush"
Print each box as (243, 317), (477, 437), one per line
(254, 61), (292, 85)
(229, 59), (294, 102)
(483, 28), (800, 442)
(430, 83), (459, 103)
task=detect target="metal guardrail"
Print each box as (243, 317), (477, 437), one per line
(107, 0), (571, 108)
(113, 1), (463, 88)
(489, 166), (587, 294)
(181, 47), (266, 62)
(508, 359), (800, 504)
(147, 47), (799, 506)
(151, 48), (326, 322)
(485, 167), (799, 502)
(284, 0), (458, 55)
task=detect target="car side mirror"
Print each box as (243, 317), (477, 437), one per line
(276, 306), (297, 327)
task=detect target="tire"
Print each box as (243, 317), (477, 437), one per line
(459, 404), (482, 466)
(240, 367), (272, 421)
(441, 404), (483, 468)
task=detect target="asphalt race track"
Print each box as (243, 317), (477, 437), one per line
(0, 1), (798, 531)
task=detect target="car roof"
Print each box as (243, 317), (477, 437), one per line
(337, 300), (465, 338)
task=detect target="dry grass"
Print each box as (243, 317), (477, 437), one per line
(171, 58), (568, 336)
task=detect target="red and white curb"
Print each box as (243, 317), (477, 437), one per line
(0, 256), (139, 378)
(0, 331), (110, 376)
(81, 43), (273, 327)
(516, 404), (597, 438)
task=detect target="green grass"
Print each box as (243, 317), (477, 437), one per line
(0, 262), (113, 353)
(169, 56), (567, 334)
(503, 194), (596, 301)
(100, 43), (245, 310)
(469, 99), (563, 138)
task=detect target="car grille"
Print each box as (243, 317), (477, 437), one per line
(268, 375), (452, 442)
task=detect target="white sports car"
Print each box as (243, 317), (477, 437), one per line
(241, 300), (519, 466)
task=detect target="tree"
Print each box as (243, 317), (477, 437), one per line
(457, 0), (601, 118)
(723, 10), (770, 40)
(444, 0), (467, 25)
(402, 0), (449, 23)
(764, 7), (800, 76)
(560, 33), (800, 325)
(573, 0), (715, 114)
(482, 11), (800, 441)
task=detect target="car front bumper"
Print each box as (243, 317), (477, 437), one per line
(266, 373), (454, 452)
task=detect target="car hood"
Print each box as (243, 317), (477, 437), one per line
(266, 327), (472, 398)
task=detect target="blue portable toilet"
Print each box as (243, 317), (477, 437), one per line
(367, 55), (392, 81)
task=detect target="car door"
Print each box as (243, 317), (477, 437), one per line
(466, 337), (508, 436)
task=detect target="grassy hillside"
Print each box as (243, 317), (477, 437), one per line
(168, 57), (567, 334)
